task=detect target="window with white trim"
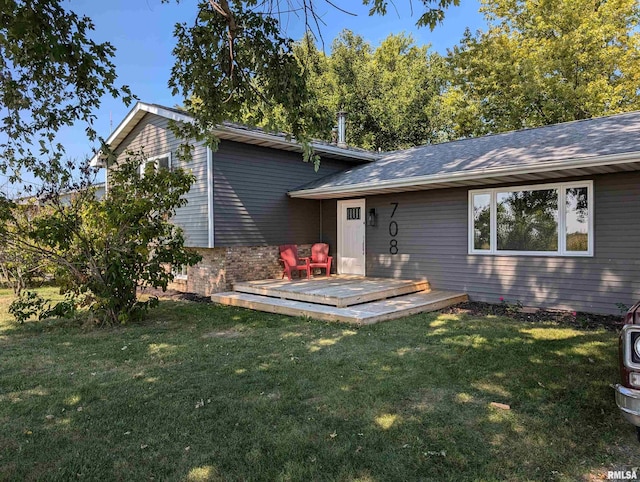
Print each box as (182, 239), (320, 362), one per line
(469, 181), (593, 256)
(171, 264), (188, 280)
(140, 152), (171, 177)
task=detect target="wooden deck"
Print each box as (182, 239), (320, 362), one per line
(233, 276), (430, 307)
(211, 276), (467, 325)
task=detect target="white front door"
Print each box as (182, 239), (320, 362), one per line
(337, 199), (366, 275)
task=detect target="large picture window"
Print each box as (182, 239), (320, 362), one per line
(468, 181), (593, 256)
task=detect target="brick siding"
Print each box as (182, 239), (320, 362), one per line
(167, 244), (317, 296)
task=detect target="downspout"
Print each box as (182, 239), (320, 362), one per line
(207, 146), (214, 248)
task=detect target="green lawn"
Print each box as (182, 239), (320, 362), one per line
(0, 288), (638, 481)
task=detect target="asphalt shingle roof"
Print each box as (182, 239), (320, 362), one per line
(295, 111), (640, 192)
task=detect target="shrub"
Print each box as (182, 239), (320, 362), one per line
(1, 151), (202, 325)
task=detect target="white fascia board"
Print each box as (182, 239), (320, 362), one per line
(89, 102), (194, 167)
(143, 103), (194, 125)
(288, 150), (640, 199)
(90, 103), (375, 168)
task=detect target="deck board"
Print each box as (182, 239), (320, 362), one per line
(233, 276), (430, 307)
(211, 290), (468, 325)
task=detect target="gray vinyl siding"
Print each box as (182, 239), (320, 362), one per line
(112, 113), (209, 247)
(213, 141), (356, 246)
(321, 199), (338, 251)
(363, 172), (640, 315)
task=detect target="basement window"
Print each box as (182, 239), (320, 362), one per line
(172, 264), (188, 280)
(140, 152), (171, 177)
(468, 181), (593, 256)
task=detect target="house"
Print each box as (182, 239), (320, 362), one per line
(90, 102), (376, 295)
(94, 102), (640, 315)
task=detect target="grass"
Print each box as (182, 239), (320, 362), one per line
(0, 288), (638, 481)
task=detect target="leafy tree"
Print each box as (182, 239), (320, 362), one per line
(2, 0), (461, 178)
(167, 1), (460, 163)
(323, 31), (452, 150)
(0, 0), (133, 187)
(0, 206), (52, 295)
(243, 31), (451, 151)
(446, 0), (640, 137)
(497, 190), (558, 251)
(365, 0), (460, 30)
(1, 0), (460, 176)
(1, 153), (202, 325)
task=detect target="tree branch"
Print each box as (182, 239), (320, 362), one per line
(208, 0), (238, 78)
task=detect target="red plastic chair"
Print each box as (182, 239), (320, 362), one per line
(309, 243), (332, 277)
(279, 245), (311, 280)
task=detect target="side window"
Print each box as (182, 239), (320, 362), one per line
(140, 153), (171, 177)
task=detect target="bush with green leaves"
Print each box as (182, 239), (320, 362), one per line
(8, 291), (79, 324)
(8, 291), (46, 324)
(1, 151), (202, 325)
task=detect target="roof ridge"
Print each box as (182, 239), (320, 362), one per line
(381, 110), (640, 155)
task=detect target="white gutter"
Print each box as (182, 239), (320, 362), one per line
(213, 125), (378, 161)
(288, 150), (640, 198)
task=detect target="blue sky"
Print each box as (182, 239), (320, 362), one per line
(38, 1), (487, 176)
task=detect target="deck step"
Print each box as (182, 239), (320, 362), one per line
(211, 289), (467, 325)
(233, 277), (430, 307)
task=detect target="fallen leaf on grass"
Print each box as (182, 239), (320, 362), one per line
(425, 450), (446, 457)
(140, 444), (148, 449)
(329, 431), (337, 439)
(489, 402), (510, 410)
(45, 415), (54, 420)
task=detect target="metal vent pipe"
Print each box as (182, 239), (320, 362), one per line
(337, 110), (347, 148)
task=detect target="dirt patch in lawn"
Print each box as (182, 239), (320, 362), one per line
(442, 301), (624, 331)
(137, 287), (212, 303)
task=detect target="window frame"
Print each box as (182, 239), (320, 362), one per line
(139, 152), (172, 177)
(468, 180), (594, 257)
(172, 264), (188, 280)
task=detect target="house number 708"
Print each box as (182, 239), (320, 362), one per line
(389, 202), (399, 255)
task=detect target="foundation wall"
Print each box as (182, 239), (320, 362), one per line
(167, 244), (315, 296)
